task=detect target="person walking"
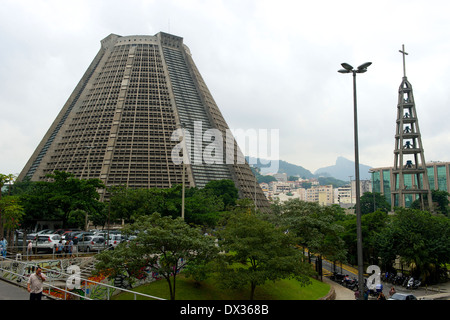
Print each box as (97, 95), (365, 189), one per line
(27, 240), (33, 257)
(0, 237), (7, 258)
(68, 238), (74, 258)
(389, 286), (396, 297)
(72, 236), (79, 257)
(27, 267), (47, 300)
(56, 240), (63, 257)
(377, 292), (386, 300)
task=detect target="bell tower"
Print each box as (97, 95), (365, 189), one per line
(391, 45), (432, 210)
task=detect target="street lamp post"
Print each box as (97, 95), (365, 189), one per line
(338, 61), (372, 300)
(178, 123), (188, 220)
(84, 145), (94, 231)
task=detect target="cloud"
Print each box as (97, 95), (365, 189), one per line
(1, 0), (449, 176)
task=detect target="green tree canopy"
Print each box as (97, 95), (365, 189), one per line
(19, 171), (105, 229)
(217, 200), (315, 300)
(375, 208), (450, 283)
(108, 180), (234, 228)
(202, 179), (238, 209)
(359, 192), (391, 215)
(411, 189), (450, 216)
(95, 212), (219, 300)
(270, 199), (347, 264)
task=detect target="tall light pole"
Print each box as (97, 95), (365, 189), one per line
(338, 61), (372, 300)
(178, 123), (188, 220)
(84, 145), (94, 231)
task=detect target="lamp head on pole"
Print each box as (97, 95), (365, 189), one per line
(338, 62), (372, 74)
(356, 62), (372, 73)
(341, 63), (354, 71)
(358, 62), (372, 70)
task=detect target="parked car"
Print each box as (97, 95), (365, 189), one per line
(27, 229), (54, 241)
(388, 293), (417, 300)
(107, 234), (124, 250)
(53, 229), (82, 239)
(77, 235), (106, 252)
(64, 231), (90, 241)
(35, 234), (62, 252)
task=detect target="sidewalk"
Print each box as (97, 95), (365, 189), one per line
(0, 279), (53, 300)
(323, 276), (450, 300)
(322, 276), (356, 300)
(417, 282), (450, 300)
(0, 279), (30, 300)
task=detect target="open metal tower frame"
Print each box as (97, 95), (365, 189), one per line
(391, 45), (432, 210)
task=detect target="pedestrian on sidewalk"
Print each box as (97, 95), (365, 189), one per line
(27, 266), (47, 300)
(27, 240), (33, 256)
(68, 238), (74, 258)
(389, 286), (396, 297)
(0, 237), (7, 258)
(377, 292), (386, 300)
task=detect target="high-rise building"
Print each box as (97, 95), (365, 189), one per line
(370, 161), (450, 207)
(18, 33), (269, 210)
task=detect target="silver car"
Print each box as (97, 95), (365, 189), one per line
(77, 235), (106, 252)
(388, 293), (417, 300)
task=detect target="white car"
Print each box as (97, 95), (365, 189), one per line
(35, 234), (62, 252)
(107, 234), (124, 250)
(27, 229), (54, 241)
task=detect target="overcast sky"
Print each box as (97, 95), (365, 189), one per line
(1, 0), (450, 177)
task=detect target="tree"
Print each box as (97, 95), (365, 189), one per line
(361, 210), (390, 266)
(376, 208), (450, 284)
(0, 173), (16, 238)
(107, 186), (170, 222)
(217, 200), (314, 300)
(183, 188), (224, 227)
(359, 192), (391, 215)
(430, 189), (450, 216)
(271, 199), (347, 277)
(339, 209), (389, 266)
(94, 213), (218, 300)
(203, 179), (239, 209)
(19, 171), (105, 229)
(108, 183), (227, 228)
(412, 190), (450, 216)
(0, 195), (25, 246)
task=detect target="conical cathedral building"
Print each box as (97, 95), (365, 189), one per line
(18, 32), (269, 210)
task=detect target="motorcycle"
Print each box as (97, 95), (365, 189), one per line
(347, 278), (358, 290)
(406, 277), (421, 289)
(393, 274), (406, 285)
(330, 272), (346, 282)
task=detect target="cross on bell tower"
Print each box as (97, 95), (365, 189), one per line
(391, 45), (433, 210)
(399, 44), (408, 78)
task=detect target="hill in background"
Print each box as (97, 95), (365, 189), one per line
(314, 156), (372, 181)
(247, 156), (372, 185)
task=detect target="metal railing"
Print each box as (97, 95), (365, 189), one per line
(3, 244), (100, 261)
(0, 256), (165, 300)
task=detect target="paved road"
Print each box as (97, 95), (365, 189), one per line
(0, 280), (30, 300)
(0, 279), (54, 300)
(320, 258), (449, 300)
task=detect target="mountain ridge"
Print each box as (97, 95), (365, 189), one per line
(247, 156), (372, 181)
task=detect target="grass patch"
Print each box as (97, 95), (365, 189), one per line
(112, 274), (330, 300)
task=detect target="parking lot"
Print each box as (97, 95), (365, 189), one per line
(11, 228), (130, 256)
